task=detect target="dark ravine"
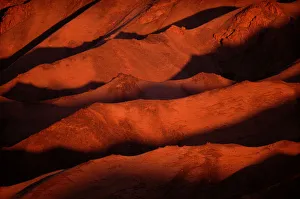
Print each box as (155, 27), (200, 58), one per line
(0, 0), (100, 71)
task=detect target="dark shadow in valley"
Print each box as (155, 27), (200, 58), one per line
(172, 16), (300, 81)
(115, 6), (238, 40)
(0, 102), (77, 147)
(14, 170), (64, 199)
(0, 0), (31, 21)
(266, 60), (300, 83)
(280, 60), (300, 83)
(0, 142), (156, 186)
(0, 81), (219, 146)
(1, 148), (299, 199)
(153, 6), (237, 32)
(1, 83), (299, 147)
(0, 0), (158, 84)
(3, 81), (104, 102)
(0, 36), (107, 85)
(2, 9), (299, 85)
(0, 6), (237, 85)
(115, 31), (148, 40)
(1, 5), (300, 190)
(0, 0), (101, 71)
(0, 6), (10, 22)
(1, 79), (194, 102)
(9, 16), (300, 101)
(285, 74), (300, 82)
(179, 101), (300, 147)
(1, 99), (299, 186)
(0, 0), (31, 23)
(194, 154), (300, 199)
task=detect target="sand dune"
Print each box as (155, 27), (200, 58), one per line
(1, 72), (233, 102)
(3, 141), (299, 199)
(1, 0), (298, 89)
(0, 0), (94, 60)
(0, 72), (233, 148)
(48, 72), (233, 105)
(264, 60), (300, 82)
(7, 81), (299, 151)
(1, 81), (299, 186)
(0, 0), (32, 34)
(0, 0), (299, 198)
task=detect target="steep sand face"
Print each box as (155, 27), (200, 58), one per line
(1, 81), (299, 187)
(0, 0), (240, 88)
(0, 0), (28, 9)
(0, 0), (32, 34)
(0, 0), (299, 198)
(123, 0), (268, 35)
(0, 170), (62, 199)
(212, 1), (300, 80)
(264, 60), (300, 82)
(7, 81), (299, 152)
(214, 1), (289, 46)
(5, 141), (300, 199)
(278, 0), (300, 17)
(1, 0), (299, 92)
(0, 0), (241, 86)
(0, 0), (94, 60)
(0, 73), (233, 149)
(1, 72), (233, 102)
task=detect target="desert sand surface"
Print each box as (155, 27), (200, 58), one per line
(4, 141), (300, 199)
(0, 0), (299, 198)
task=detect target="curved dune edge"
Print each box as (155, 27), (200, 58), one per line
(0, 0), (32, 35)
(2, 0), (299, 90)
(1, 81), (299, 187)
(263, 60), (300, 82)
(2, 72), (234, 102)
(0, 72), (233, 148)
(0, 0), (236, 84)
(0, 0), (299, 198)
(45, 72), (234, 105)
(0, 170), (63, 199)
(7, 140), (300, 199)
(4, 81), (300, 151)
(0, 0), (94, 58)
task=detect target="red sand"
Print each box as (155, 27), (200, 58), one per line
(0, 0), (299, 198)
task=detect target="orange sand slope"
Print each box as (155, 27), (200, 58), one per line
(0, 0), (299, 198)
(1, 81), (299, 187)
(2, 141), (300, 199)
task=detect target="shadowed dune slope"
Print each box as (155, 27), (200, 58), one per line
(1, 0), (261, 68)
(0, 72), (233, 148)
(3, 141), (299, 199)
(264, 60), (300, 82)
(172, 1), (300, 80)
(1, 81), (299, 185)
(0, 0), (299, 198)
(2, 72), (233, 102)
(0, 0), (94, 60)
(2, 81), (299, 149)
(9, 81), (300, 151)
(0, 0), (238, 72)
(1, 0), (299, 89)
(0, 0), (32, 34)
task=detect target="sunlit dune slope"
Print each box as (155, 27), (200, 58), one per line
(1, 72), (232, 102)
(7, 81), (299, 152)
(1, 0), (299, 90)
(6, 141), (300, 199)
(0, 0), (94, 59)
(0, 0), (299, 198)
(1, 81), (299, 187)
